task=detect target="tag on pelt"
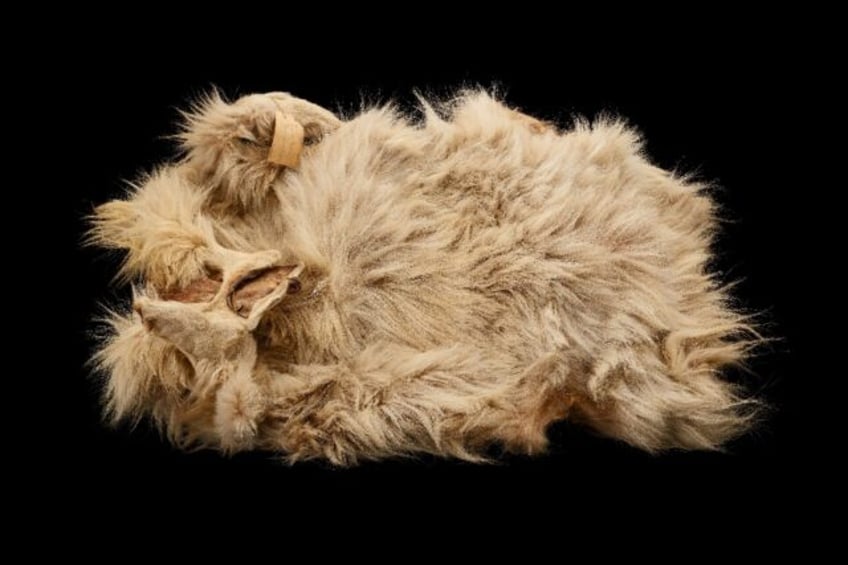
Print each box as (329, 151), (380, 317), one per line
(267, 111), (304, 168)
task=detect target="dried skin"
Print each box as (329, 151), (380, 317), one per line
(161, 266), (299, 319)
(161, 273), (222, 303)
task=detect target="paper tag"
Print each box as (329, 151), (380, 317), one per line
(267, 111), (305, 168)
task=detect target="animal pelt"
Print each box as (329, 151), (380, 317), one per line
(89, 90), (757, 465)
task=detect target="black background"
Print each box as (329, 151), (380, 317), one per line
(55, 27), (816, 515)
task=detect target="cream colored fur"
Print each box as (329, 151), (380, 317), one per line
(90, 90), (756, 465)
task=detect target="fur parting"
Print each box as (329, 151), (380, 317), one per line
(90, 90), (759, 465)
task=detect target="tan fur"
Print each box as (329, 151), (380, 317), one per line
(90, 90), (757, 465)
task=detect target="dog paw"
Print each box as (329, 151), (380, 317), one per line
(179, 91), (341, 209)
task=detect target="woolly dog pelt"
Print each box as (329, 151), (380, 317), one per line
(90, 90), (757, 464)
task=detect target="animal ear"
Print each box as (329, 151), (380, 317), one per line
(133, 296), (215, 362)
(89, 201), (137, 248)
(243, 263), (304, 330)
(266, 111), (304, 168)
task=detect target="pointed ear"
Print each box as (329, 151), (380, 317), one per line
(133, 296), (207, 342)
(133, 296), (234, 362)
(88, 201), (138, 248)
(243, 264), (304, 330)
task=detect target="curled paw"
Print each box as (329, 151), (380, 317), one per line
(179, 91), (341, 209)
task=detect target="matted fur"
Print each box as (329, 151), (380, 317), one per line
(90, 90), (757, 465)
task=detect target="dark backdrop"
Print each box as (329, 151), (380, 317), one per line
(57, 32), (813, 514)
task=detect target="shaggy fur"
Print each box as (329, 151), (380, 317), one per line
(90, 90), (756, 465)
